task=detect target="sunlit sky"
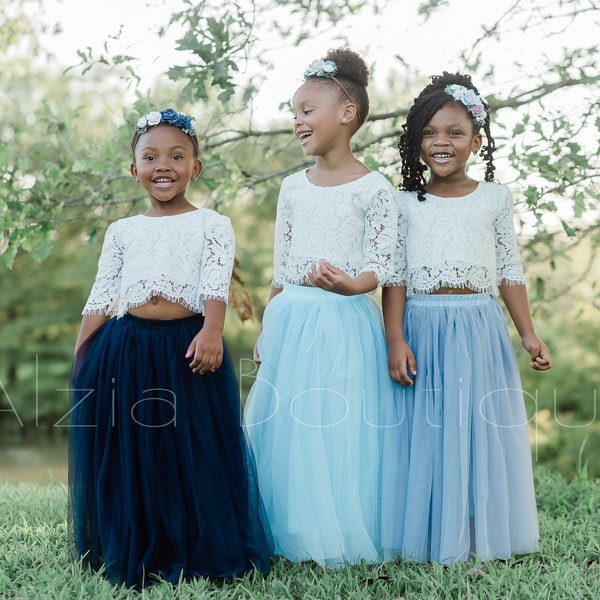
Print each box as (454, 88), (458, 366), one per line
(41, 0), (595, 124)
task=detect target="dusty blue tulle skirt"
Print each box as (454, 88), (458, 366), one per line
(382, 294), (539, 563)
(243, 284), (398, 567)
(69, 314), (272, 589)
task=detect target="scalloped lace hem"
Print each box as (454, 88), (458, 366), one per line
(83, 291), (228, 318)
(272, 268), (384, 289)
(384, 277), (525, 296)
(272, 276), (311, 288)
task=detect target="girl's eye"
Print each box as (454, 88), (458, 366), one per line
(422, 130), (435, 137)
(449, 130), (462, 136)
(304, 109), (313, 115)
(143, 155), (155, 161)
(172, 155), (183, 160)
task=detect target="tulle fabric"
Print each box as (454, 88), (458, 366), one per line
(68, 314), (272, 589)
(382, 294), (539, 563)
(243, 284), (398, 567)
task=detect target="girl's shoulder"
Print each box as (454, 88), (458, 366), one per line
(475, 180), (511, 197)
(104, 213), (143, 235)
(281, 169), (308, 188)
(193, 206), (231, 225)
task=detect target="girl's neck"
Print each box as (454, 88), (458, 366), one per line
(144, 199), (197, 217)
(308, 154), (370, 187)
(426, 176), (479, 198)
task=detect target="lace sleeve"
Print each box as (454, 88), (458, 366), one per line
(198, 215), (236, 304)
(386, 195), (408, 287)
(360, 184), (399, 286)
(271, 181), (292, 288)
(495, 186), (525, 286)
(82, 223), (123, 315)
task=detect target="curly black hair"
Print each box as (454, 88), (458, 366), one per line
(398, 72), (496, 201)
(307, 48), (370, 130)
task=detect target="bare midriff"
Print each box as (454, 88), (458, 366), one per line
(430, 286), (479, 295)
(127, 296), (199, 320)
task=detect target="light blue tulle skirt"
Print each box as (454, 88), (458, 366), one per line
(243, 284), (398, 567)
(382, 293), (539, 563)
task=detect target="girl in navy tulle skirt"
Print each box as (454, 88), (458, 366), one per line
(69, 109), (271, 589)
(382, 73), (552, 563)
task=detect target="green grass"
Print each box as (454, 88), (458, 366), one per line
(1, 470), (599, 599)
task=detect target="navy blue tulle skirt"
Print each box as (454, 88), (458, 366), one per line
(69, 314), (272, 589)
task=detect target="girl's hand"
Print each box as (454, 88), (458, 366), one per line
(253, 340), (261, 363)
(307, 260), (357, 295)
(387, 339), (417, 386)
(186, 327), (224, 374)
(521, 333), (552, 371)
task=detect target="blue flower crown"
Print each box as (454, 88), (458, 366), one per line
(135, 108), (197, 136)
(444, 84), (488, 126)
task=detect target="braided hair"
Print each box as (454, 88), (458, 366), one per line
(307, 48), (370, 130)
(399, 72), (496, 201)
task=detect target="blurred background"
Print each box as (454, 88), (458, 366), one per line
(1, 0), (599, 484)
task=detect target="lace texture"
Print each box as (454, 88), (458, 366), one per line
(272, 170), (398, 287)
(388, 182), (525, 296)
(83, 209), (235, 317)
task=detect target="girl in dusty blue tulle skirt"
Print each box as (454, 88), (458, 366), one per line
(382, 73), (552, 563)
(69, 109), (271, 589)
(243, 49), (399, 567)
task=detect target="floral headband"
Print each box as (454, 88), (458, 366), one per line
(303, 59), (338, 79)
(135, 108), (197, 136)
(444, 84), (487, 126)
(302, 59), (353, 102)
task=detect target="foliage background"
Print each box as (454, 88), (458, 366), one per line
(0, 0), (599, 479)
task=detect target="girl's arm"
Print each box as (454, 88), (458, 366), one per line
(499, 283), (551, 371)
(382, 285), (416, 385)
(74, 315), (111, 354)
(191, 214), (236, 373)
(186, 299), (226, 374)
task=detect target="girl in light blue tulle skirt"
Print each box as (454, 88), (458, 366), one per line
(382, 72), (552, 564)
(243, 48), (400, 567)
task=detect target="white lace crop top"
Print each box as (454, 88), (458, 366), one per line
(389, 181), (525, 296)
(83, 208), (235, 317)
(272, 170), (398, 287)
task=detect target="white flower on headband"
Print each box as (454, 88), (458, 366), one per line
(444, 84), (488, 126)
(304, 59), (338, 80)
(135, 109), (197, 136)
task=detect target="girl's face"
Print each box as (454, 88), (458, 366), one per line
(420, 103), (482, 182)
(130, 125), (202, 210)
(291, 80), (351, 157)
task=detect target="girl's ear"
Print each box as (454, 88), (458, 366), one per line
(341, 102), (357, 124)
(471, 132), (483, 154)
(130, 163), (139, 181)
(190, 159), (203, 181)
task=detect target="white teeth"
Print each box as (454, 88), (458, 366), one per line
(299, 132), (311, 139)
(433, 153), (452, 159)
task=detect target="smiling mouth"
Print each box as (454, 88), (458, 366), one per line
(431, 153), (453, 161)
(153, 177), (175, 186)
(298, 131), (312, 144)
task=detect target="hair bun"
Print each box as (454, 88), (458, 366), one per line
(323, 48), (369, 88)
